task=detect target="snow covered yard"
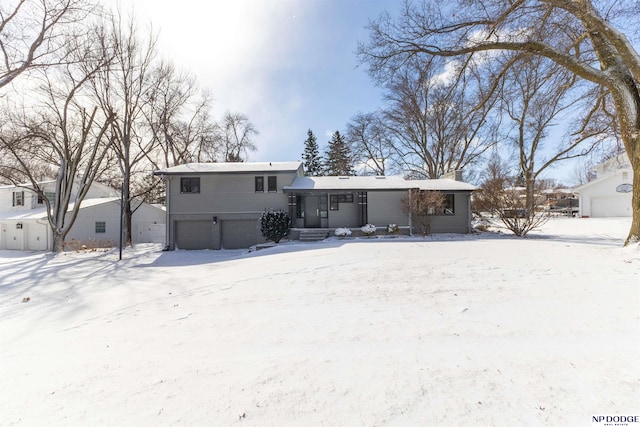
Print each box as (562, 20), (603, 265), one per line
(1, 217), (638, 426)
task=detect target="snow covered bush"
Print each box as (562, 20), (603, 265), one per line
(387, 224), (399, 234)
(259, 210), (291, 243)
(360, 223), (376, 236)
(334, 227), (352, 237)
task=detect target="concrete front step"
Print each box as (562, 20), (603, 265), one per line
(298, 230), (330, 242)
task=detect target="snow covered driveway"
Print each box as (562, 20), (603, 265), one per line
(1, 218), (638, 426)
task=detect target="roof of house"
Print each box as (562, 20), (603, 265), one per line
(575, 168), (633, 192)
(0, 197), (120, 220)
(154, 162), (303, 175)
(283, 176), (476, 191)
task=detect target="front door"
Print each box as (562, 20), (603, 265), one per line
(304, 196), (321, 228)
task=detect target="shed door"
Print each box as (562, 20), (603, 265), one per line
(27, 223), (48, 251)
(175, 220), (213, 250)
(5, 224), (23, 250)
(221, 219), (259, 249)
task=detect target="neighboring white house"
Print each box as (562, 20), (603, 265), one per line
(0, 180), (165, 251)
(576, 154), (633, 218)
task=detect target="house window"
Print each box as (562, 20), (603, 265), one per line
(330, 195), (339, 210)
(442, 194), (455, 215)
(180, 177), (200, 193)
(12, 191), (24, 206)
(95, 221), (106, 233)
(622, 172), (629, 181)
(296, 195), (303, 218)
(268, 176), (277, 192)
(319, 195), (328, 218)
(255, 176), (264, 192)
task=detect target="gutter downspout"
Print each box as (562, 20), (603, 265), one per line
(163, 175), (171, 250)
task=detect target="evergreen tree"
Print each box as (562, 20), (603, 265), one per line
(302, 129), (323, 176)
(260, 210), (291, 243)
(323, 131), (353, 176)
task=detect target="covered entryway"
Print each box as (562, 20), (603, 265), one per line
(175, 220), (213, 250)
(304, 196), (322, 228)
(221, 219), (259, 249)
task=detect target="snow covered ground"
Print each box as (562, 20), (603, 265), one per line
(1, 217), (638, 426)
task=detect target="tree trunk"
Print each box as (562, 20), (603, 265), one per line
(627, 153), (640, 245)
(52, 230), (65, 253)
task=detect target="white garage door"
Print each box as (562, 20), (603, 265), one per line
(175, 220), (213, 250)
(591, 196), (632, 217)
(138, 223), (165, 244)
(27, 223), (48, 251)
(221, 219), (260, 249)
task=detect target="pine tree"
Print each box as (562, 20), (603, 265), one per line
(324, 131), (353, 176)
(302, 129), (323, 176)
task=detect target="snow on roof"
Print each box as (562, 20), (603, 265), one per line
(154, 162), (303, 175)
(284, 176), (476, 191)
(411, 179), (477, 191)
(0, 197), (120, 220)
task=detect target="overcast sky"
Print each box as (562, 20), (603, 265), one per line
(108, 0), (397, 163)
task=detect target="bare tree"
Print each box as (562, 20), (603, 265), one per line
(402, 189), (446, 235)
(218, 111), (257, 162)
(359, 0), (640, 244)
(90, 10), (158, 246)
(0, 0), (94, 89)
(346, 111), (400, 176)
(143, 61), (219, 167)
(381, 57), (499, 179)
(0, 26), (115, 252)
(499, 55), (609, 212)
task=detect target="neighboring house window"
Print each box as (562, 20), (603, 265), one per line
(12, 191), (24, 206)
(255, 176), (264, 192)
(95, 221), (106, 233)
(268, 176), (277, 192)
(622, 172), (629, 181)
(38, 191), (56, 206)
(181, 177), (200, 193)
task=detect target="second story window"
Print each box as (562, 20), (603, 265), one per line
(12, 191), (24, 206)
(255, 176), (264, 192)
(268, 176), (277, 192)
(180, 177), (200, 194)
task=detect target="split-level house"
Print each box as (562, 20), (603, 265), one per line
(154, 162), (476, 250)
(0, 180), (165, 251)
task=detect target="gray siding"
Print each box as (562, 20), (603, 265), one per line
(168, 171), (295, 214)
(367, 191), (410, 227)
(166, 171), (298, 249)
(429, 193), (471, 233)
(327, 192), (359, 228)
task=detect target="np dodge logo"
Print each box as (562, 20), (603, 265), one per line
(592, 415), (639, 426)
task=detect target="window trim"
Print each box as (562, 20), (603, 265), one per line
(255, 176), (264, 192)
(267, 176), (277, 192)
(95, 221), (106, 233)
(12, 191), (24, 207)
(180, 177), (200, 194)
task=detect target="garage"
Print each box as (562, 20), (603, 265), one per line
(138, 223), (166, 244)
(591, 196), (631, 217)
(221, 219), (260, 249)
(175, 220), (213, 250)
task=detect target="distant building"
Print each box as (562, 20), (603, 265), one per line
(576, 154), (633, 218)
